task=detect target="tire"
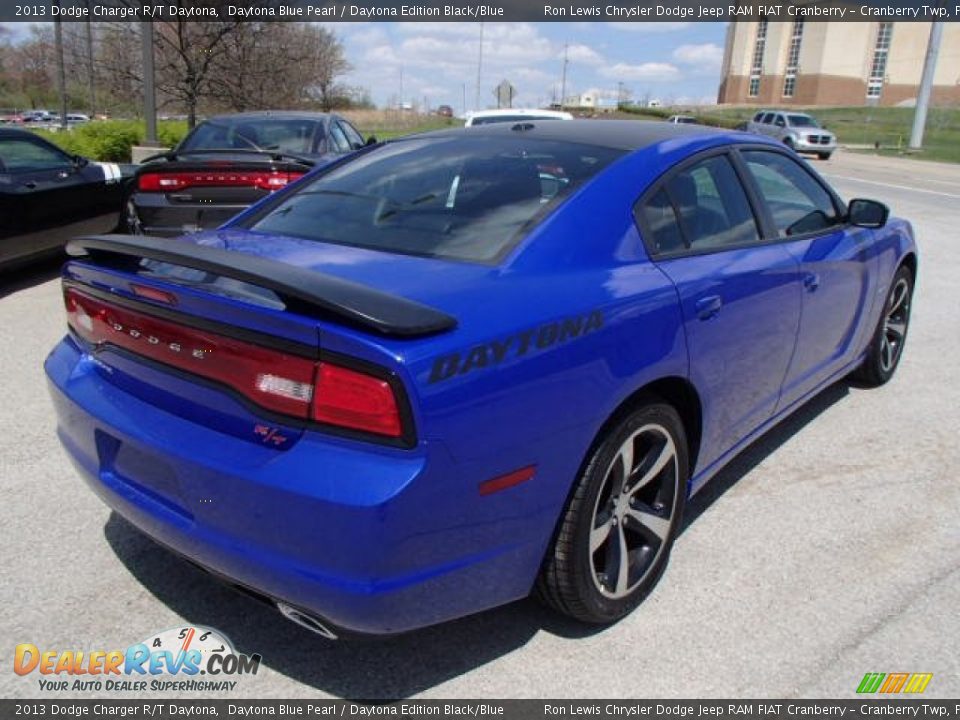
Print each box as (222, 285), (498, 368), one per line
(783, 137), (795, 150)
(852, 265), (914, 387)
(818, 152), (832, 161)
(537, 401), (688, 624)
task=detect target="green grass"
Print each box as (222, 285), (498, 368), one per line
(34, 120), (189, 162)
(619, 105), (960, 164)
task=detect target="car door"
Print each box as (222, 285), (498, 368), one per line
(0, 134), (90, 265)
(738, 148), (879, 409)
(636, 151), (802, 469)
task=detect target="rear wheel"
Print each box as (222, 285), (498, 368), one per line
(852, 265), (914, 386)
(537, 402), (688, 623)
(818, 152), (832, 161)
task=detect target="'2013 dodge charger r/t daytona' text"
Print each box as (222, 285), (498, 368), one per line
(46, 121), (916, 637)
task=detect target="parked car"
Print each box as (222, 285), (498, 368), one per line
(0, 127), (132, 271)
(436, 105), (454, 118)
(666, 115), (697, 124)
(47, 120), (916, 637)
(747, 110), (836, 160)
(124, 111), (372, 237)
(464, 108), (573, 126)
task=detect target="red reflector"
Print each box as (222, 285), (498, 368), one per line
(479, 466), (537, 496)
(129, 284), (177, 305)
(137, 170), (305, 193)
(312, 363), (402, 438)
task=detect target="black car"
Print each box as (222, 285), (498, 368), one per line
(125, 112), (372, 237)
(0, 127), (132, 270)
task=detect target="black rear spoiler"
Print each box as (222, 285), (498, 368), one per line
(65, 234), (457, 338)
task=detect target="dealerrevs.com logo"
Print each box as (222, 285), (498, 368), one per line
(14, 626), (261, 693)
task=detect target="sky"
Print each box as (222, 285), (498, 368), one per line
(335, 22), (729, 111)
(0, 20), (729, 112)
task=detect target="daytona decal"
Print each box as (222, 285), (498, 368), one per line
(429, 310), (604, 384)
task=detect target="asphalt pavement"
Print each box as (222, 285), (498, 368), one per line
(1, 149), (957, 700)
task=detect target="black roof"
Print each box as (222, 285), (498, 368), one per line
(410, 119), (728, 151)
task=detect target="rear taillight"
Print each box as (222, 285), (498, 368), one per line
(64, 288), (405, 440)
(137, 170), (305, 193)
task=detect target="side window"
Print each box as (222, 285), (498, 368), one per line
(761, 113), (775, 124)
(742, 150), (841, 237)
(637, 189), (684, 255)
(638, 155), (760, 256)
(774, 115), (786, 127)
(753, 112), (764, 122)
(327, 122), (351, 154)
(0, 138), (73, 171)
(339, 120), (365, 150)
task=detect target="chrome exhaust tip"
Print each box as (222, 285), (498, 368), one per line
(277, 602), (338, 640)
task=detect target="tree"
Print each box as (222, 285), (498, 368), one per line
(153, 15), (244, 127)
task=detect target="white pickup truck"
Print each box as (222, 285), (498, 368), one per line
(747, 110), (836, 160)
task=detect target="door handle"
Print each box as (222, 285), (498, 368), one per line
(695, 295), (723, 321)
(803, 273), (820, 292)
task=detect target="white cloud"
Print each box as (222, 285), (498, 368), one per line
(607, 22), (690, 32)
(672, 43), (724, 72)
(599, 62), (681, 82)
(564, 44), (604, 67)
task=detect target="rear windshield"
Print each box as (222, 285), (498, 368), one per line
(470, 115), (564, 126)
(180, 118), (321, 154)
(244, 136), (623, 263)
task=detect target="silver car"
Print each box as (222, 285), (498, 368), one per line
(747, 110), (836, 160)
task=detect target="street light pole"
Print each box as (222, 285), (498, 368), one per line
(54, 14), (67, 130)
(909, 21), (944, 150)
(141, 21), (158, 146)
(475, 22), (484, 112)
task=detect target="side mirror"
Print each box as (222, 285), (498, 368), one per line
(365, 136), (378, 147)
(848, 198), (889, 228)
(73, 155), (89, 168)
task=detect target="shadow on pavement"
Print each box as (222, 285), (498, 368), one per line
(0, 255), (64, 299)
(103, 379), (852, 699)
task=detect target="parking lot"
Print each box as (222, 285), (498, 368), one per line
(1, 149), (958, 700)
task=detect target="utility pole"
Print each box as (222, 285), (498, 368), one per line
(399, 66), (404, 109)
(54, 13), (67, 129)
(617, 81), (624, 109)
(85, 15), (96, 119)
(560, 43), (569, 109)
(909, 21), (944, 150)
(475, 22), (484, 111)
(462, 83), (466, 117)
(141, 21), (158, 146)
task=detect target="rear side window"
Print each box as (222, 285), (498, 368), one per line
(742, 150), (841, 237)
(638, 189), (684, 255)
(761, 113), (775, 124)
(639, 155), (759, 256)
(246, 136), (623, 263)
(327, 123), (351, 153)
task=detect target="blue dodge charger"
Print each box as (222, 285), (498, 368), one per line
(45, 121), (916, 637)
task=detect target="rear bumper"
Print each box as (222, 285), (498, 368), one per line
(45, 336), (544, 635)
(130, 193), (250, 237)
